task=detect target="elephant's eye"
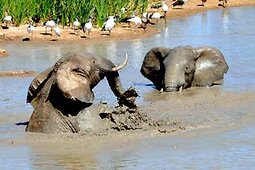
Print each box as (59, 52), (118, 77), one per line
(72, 68), (87, 77)
(185, 66), (190, 72)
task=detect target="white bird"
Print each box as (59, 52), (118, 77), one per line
(27, 22), (35, 37)
(73, 18), (81, 35)
(54, 24), (61, 37)
(162, 2), (169, 13)
(141, 12), (155, 29)
(3, 13), (12, 26)
(44, 20), (56, 34)
(101, 16), (116, 35)
(83, 18), (92, 38)
(149, 12), (166, 23)
(150, 12), (161, 19)
(127, 16), (142, 27)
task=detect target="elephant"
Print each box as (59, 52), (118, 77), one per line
(25, 52), (130, 133)
(140, 45), (229, 92)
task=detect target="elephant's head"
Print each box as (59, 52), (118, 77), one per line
(26, 52), (128, 133)
(140, 46), (229, 92)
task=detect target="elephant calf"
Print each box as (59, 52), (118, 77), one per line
(140, 46), (229, 92)
(26, 52), (129, 133)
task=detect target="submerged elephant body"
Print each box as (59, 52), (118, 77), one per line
(26, 52), (128, 133)
(140, 46), (229, 92)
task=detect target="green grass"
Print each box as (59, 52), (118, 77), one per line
(0, 0), (148, 27)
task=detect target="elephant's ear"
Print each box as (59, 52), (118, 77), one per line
(141, 47), (171, 75)
(151, 47), (171, 61)
(26, 66), (54, 104)
(55, 55), (95, 104)
(192, 46), (229, 86)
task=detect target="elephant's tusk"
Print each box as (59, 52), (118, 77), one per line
(179, 86), (183, 92)
(111, 54), (128, 71)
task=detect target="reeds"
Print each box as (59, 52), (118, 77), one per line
(0, 0), (148, 27)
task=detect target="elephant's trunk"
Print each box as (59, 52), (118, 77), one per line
(164, 82), (183, 92)
(106, 72), (125, 97)
(164, 66), (186, 92)
(105, 55), (128, 98)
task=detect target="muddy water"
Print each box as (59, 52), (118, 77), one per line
(1, 6), (255, 169)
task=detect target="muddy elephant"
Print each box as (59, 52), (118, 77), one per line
(26, 52), (129, 133)
(140, 46), (229, 92)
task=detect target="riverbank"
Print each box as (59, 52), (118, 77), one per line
(0, 0), (254, 43)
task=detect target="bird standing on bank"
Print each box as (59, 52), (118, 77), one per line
(73, 18), (81, 35)
(27, 22), (35, 37)
(54, 24), (61, 37)
(141, 12), (155, 30)
(127, 16), (142, 28)
(101, 16), (116, 35)
(44, 20), (56, 34)
(162, 1), (169, 13)
(83, 18), (92, 38)
(219, 0), (227, 8)
(3, 12), (12, 27)
(32, 15), (40, 26)
(148, 12), (166, 24)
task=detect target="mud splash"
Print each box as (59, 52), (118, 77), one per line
(75, 87), (186, 135)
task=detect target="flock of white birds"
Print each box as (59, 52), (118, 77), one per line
(1, 1), (173, 40)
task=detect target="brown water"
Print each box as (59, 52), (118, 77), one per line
(0, 6), (255, 169)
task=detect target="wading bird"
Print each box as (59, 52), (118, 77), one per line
(73, 18), (80, 35)
(141, 12), (155, 30)
(162, 1), (169, 13)
(101, 16), (116, 35)
(148, 12), (166, 24)
(83, 18), (92, 38)
(27, 22), (35, 37)
(219, 0), (227, 8)
(32, 15), (40, 26)
(3, 12), (12, 27)
(127, 16), (142, 29)
(54, 24), (61, 38)
(44, 20), (56, 34)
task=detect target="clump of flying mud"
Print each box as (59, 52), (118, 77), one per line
(94, 87), (186, 134)
(98, 87), (150, 131)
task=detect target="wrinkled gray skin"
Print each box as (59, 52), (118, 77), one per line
(26, 52), (127, 133)
(140, 46), (229, 92)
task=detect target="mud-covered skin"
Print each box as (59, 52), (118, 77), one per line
(25, 52), (131, 133)
(140, 46), (229, 92)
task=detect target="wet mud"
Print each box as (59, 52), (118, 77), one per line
(70, 86), (247, 136)
(0, 70), (37, 77)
